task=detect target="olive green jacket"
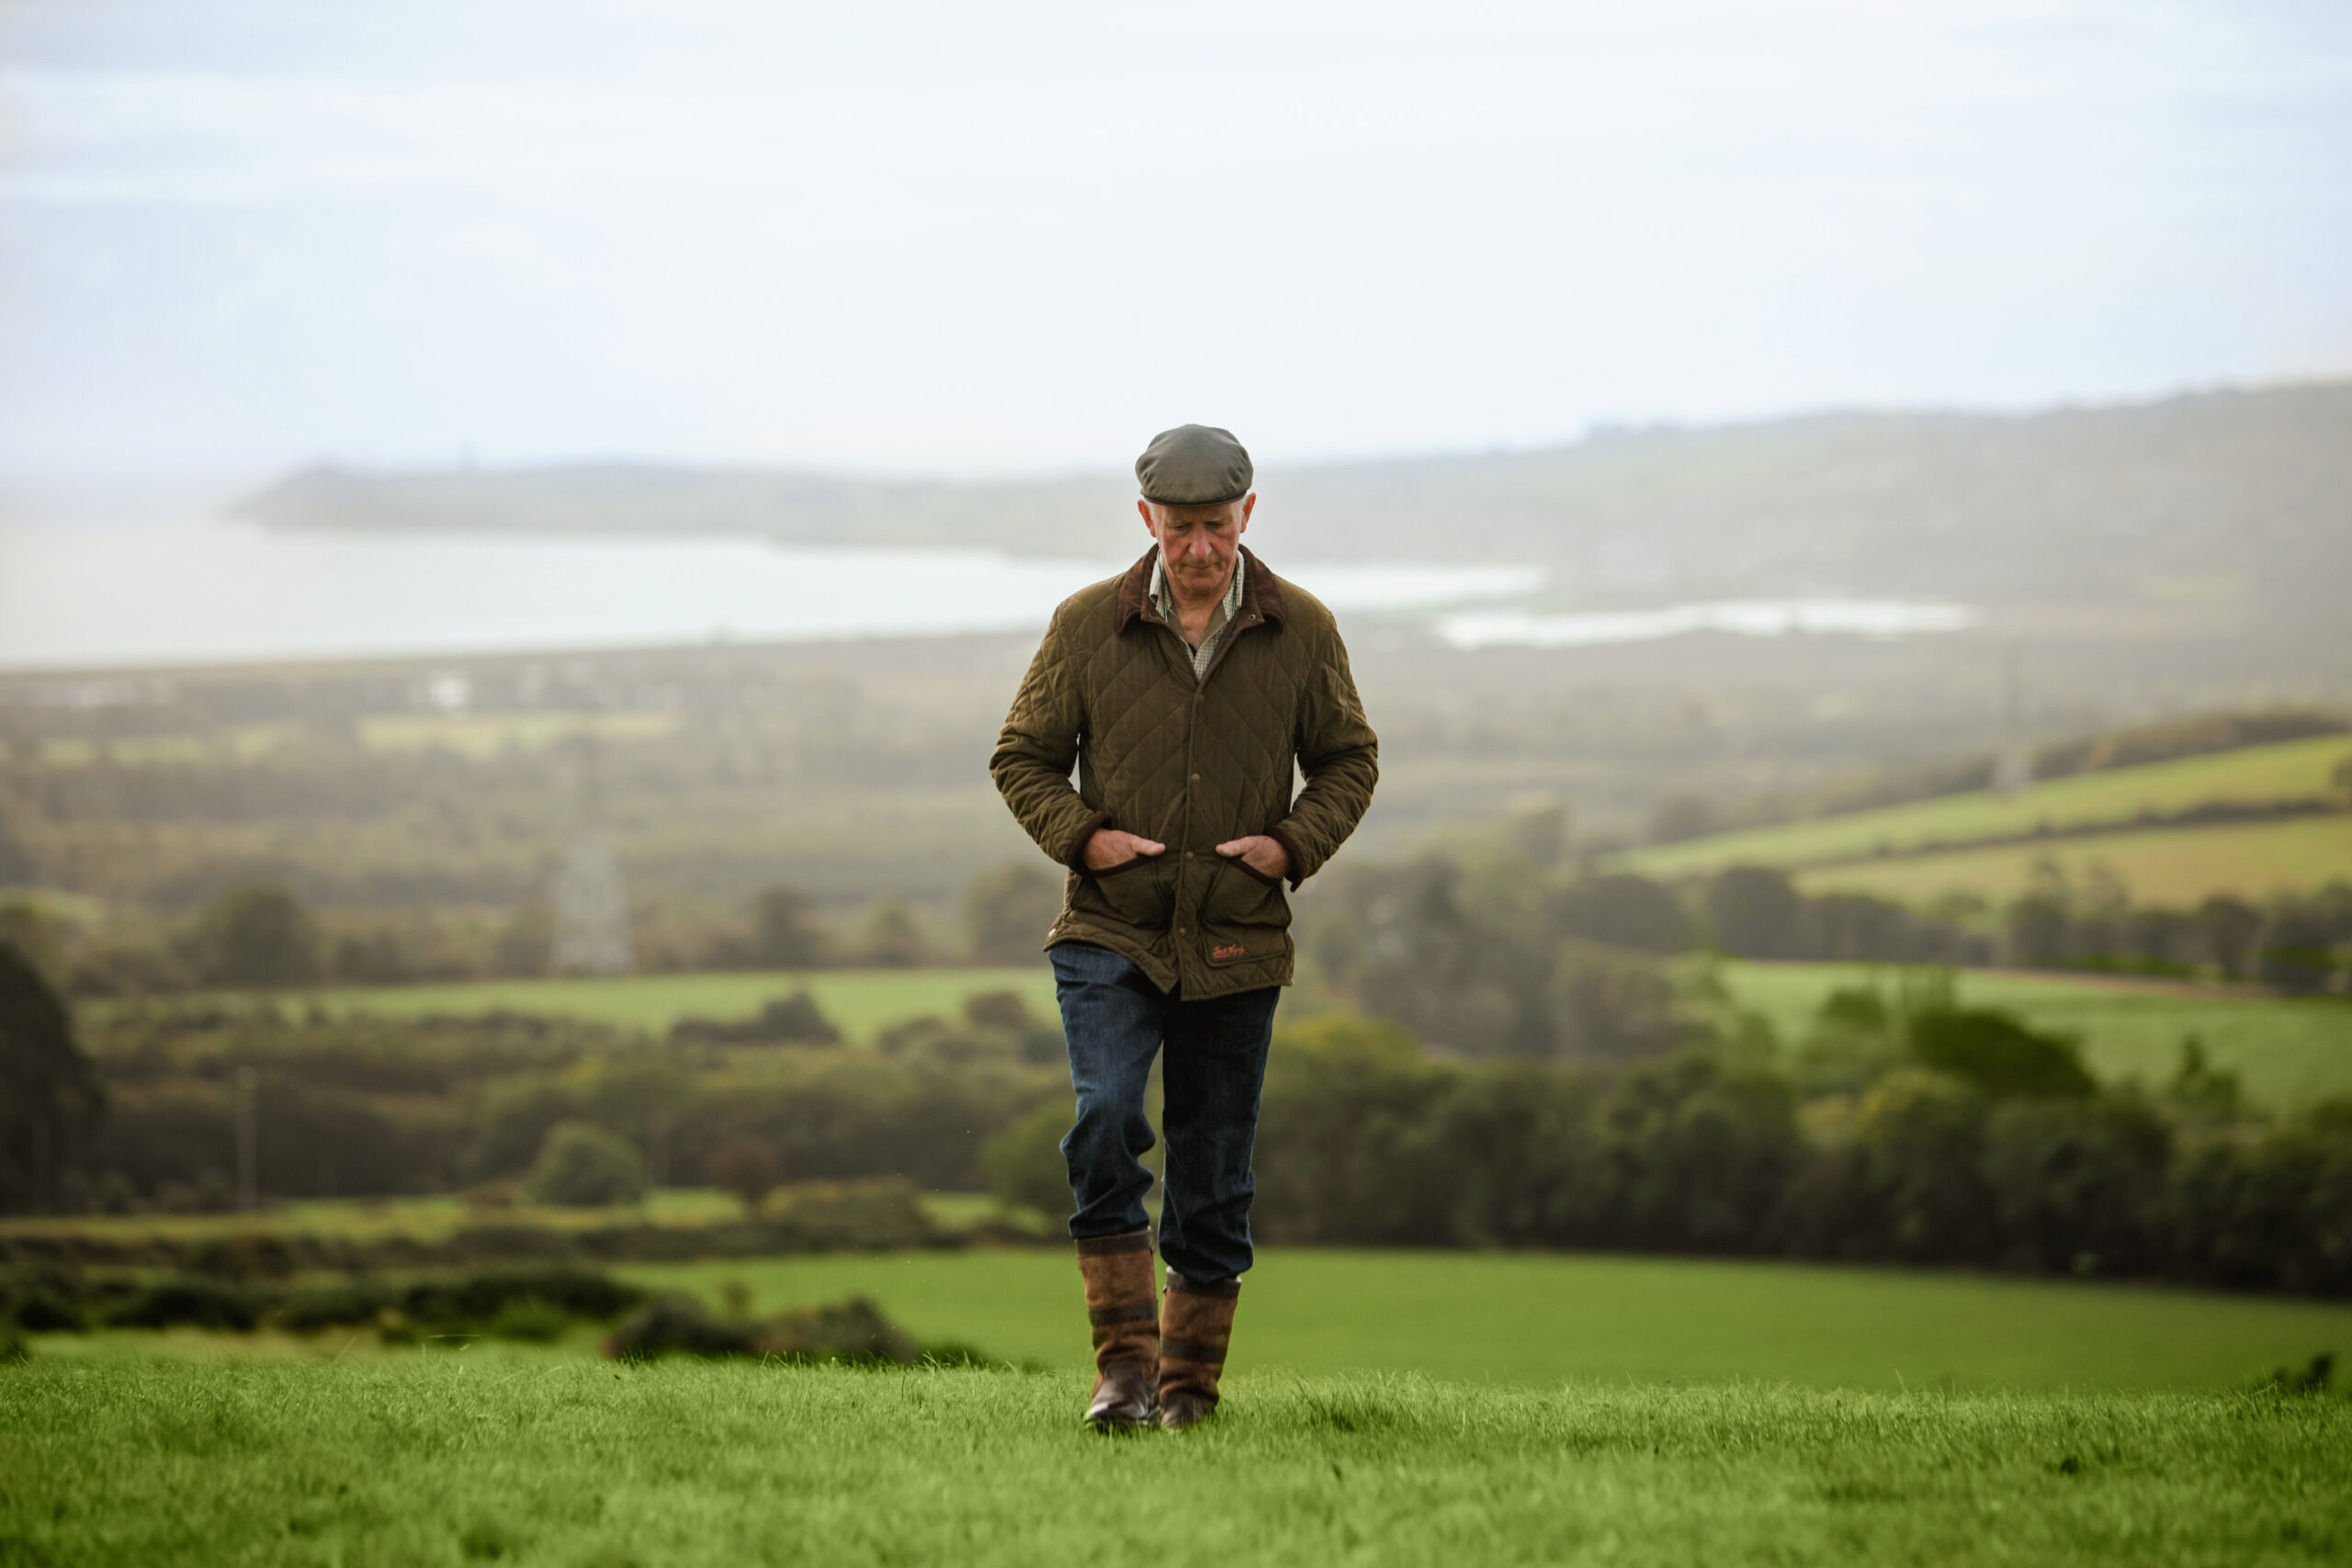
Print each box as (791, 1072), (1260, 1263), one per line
(989, 546), (1379, 998)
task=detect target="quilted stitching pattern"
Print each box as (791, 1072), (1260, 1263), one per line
(990, 547), (1379, 998)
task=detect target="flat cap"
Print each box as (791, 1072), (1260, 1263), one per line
(1136, 424), (1253, 507)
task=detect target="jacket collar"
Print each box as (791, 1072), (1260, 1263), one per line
(1115, 543), (1288, 631)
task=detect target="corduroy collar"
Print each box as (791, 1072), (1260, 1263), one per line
(1115, 543), (1289, 631)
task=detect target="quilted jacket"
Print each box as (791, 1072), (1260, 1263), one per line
(989, 545), (1380, 998)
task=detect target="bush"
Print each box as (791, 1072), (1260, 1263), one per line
(601, 1292), (920, 1364)
(669, 991), (840, 1046)
(978, 1099), (1073, 1220)
(524, 1121), (647, 1207)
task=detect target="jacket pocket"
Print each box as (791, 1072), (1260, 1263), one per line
(1076, 853), (1174, 931)
(1201, 858), (1289, 965)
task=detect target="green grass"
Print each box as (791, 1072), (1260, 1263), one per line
(1788, 814), (2352, 908)
(3, 1357), (2346, 1566)
(173, 965), (1061, 1043)
(614, 1248), (2352, 1394)
(1715, 960), (2352, 1111)
(1616, 734), (2352, 883)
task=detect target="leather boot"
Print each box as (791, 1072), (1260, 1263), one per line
(1076, 1230), (1159, 1428)
(1157, 1269), (1238, 1429)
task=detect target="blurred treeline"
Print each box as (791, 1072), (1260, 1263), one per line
(1242, 1005), (2352, 1295)
(6, 929), (2349, 1297)
(984, 991), (2352, 1297)
(17, 987), (1063, 1216)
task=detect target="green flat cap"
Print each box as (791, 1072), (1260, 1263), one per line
(1136, 424), (1253, 506)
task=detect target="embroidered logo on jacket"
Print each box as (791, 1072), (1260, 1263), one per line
(1210, 942), (1246, 960)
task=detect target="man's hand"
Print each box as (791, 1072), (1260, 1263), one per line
(1083, 828), (1166, 874)
(1216, 834), (1290, 882)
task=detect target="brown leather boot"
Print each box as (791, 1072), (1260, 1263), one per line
(1157, 1269), (1238, 1429)
(1076, 1231), (1159, 1428)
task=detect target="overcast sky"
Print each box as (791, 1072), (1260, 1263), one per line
(3, 0), (2347, 480)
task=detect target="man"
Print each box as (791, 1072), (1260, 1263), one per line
(989, 423), (1379, 1429)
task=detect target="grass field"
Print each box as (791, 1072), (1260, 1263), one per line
(171, 965), (1062, 1043)
(1788, 813), (2352, 907)
(1617, 734), (2352, 882)
(4, 1356), (2346, 1565)
(1715, 961), (2352, 1111)
(608, 1248), (2352, 1394)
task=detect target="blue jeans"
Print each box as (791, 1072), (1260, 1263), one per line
(1050, 941), (1282, 1284)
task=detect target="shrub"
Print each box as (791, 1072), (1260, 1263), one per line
(668, 991), (840, 1046)
(978, 1099), (1073, 1220)
(524, 1121), (646, 1207)
(601, 1292), (920, 1364)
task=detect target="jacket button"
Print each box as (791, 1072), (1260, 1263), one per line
(1177, 926), (1188, 936)
(1190, 772), (1200, 782)
(1184, 851), (1195, 861)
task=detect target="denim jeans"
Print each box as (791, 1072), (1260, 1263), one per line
(1050, 941), (1282, 1284)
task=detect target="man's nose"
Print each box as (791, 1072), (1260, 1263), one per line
(1185, 534), (1216, 558)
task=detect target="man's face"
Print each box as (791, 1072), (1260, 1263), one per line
(1139, 493), (1254, 597)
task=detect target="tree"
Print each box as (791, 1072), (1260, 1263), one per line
(524, 1120), (647, 1207)
(190, 884), (321, 987)
(1907, 1007), (2095, 1100)
(961, 862), (1064, 964)
(749, 886), (826, 969)
(858, 899), (926, 967)
(2002, 895), (2071, 968)
(707, 1140), (782, 1214)
(1547, 942), (1684, 1064)
(2250, 903), (2341, 994)
(0, 804), (35, 885)
(1705, 866), (1803, 959)
(1552, 874), (1691, 953)
(2191, 895), (2261, 980)
(0, 941), (105, 1213)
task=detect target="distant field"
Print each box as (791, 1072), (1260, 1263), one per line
(1616, 733), (2351, 888)
(620, 1247), (2352, 1394)
(1792, 814), (2352, 907)
(1717, 960), (2352, 1111)
(175, 964), (1061, 1041)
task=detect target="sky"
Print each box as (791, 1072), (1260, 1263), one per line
(3, 0), (2348, 480)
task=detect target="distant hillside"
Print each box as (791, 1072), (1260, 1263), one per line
(1611, 726), (2352, 912)
(239, 382), (2352, 620)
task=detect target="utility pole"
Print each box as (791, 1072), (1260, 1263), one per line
(234, 1066), (259, 1213)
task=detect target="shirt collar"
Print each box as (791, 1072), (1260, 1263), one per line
(1148, 550), (1245, 622)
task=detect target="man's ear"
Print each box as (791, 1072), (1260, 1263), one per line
(1237, 493), (1255, 534)
(1137, 499), (1159, 538)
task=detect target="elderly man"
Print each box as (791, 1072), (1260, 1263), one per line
(990, 423), (1379, 1429)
